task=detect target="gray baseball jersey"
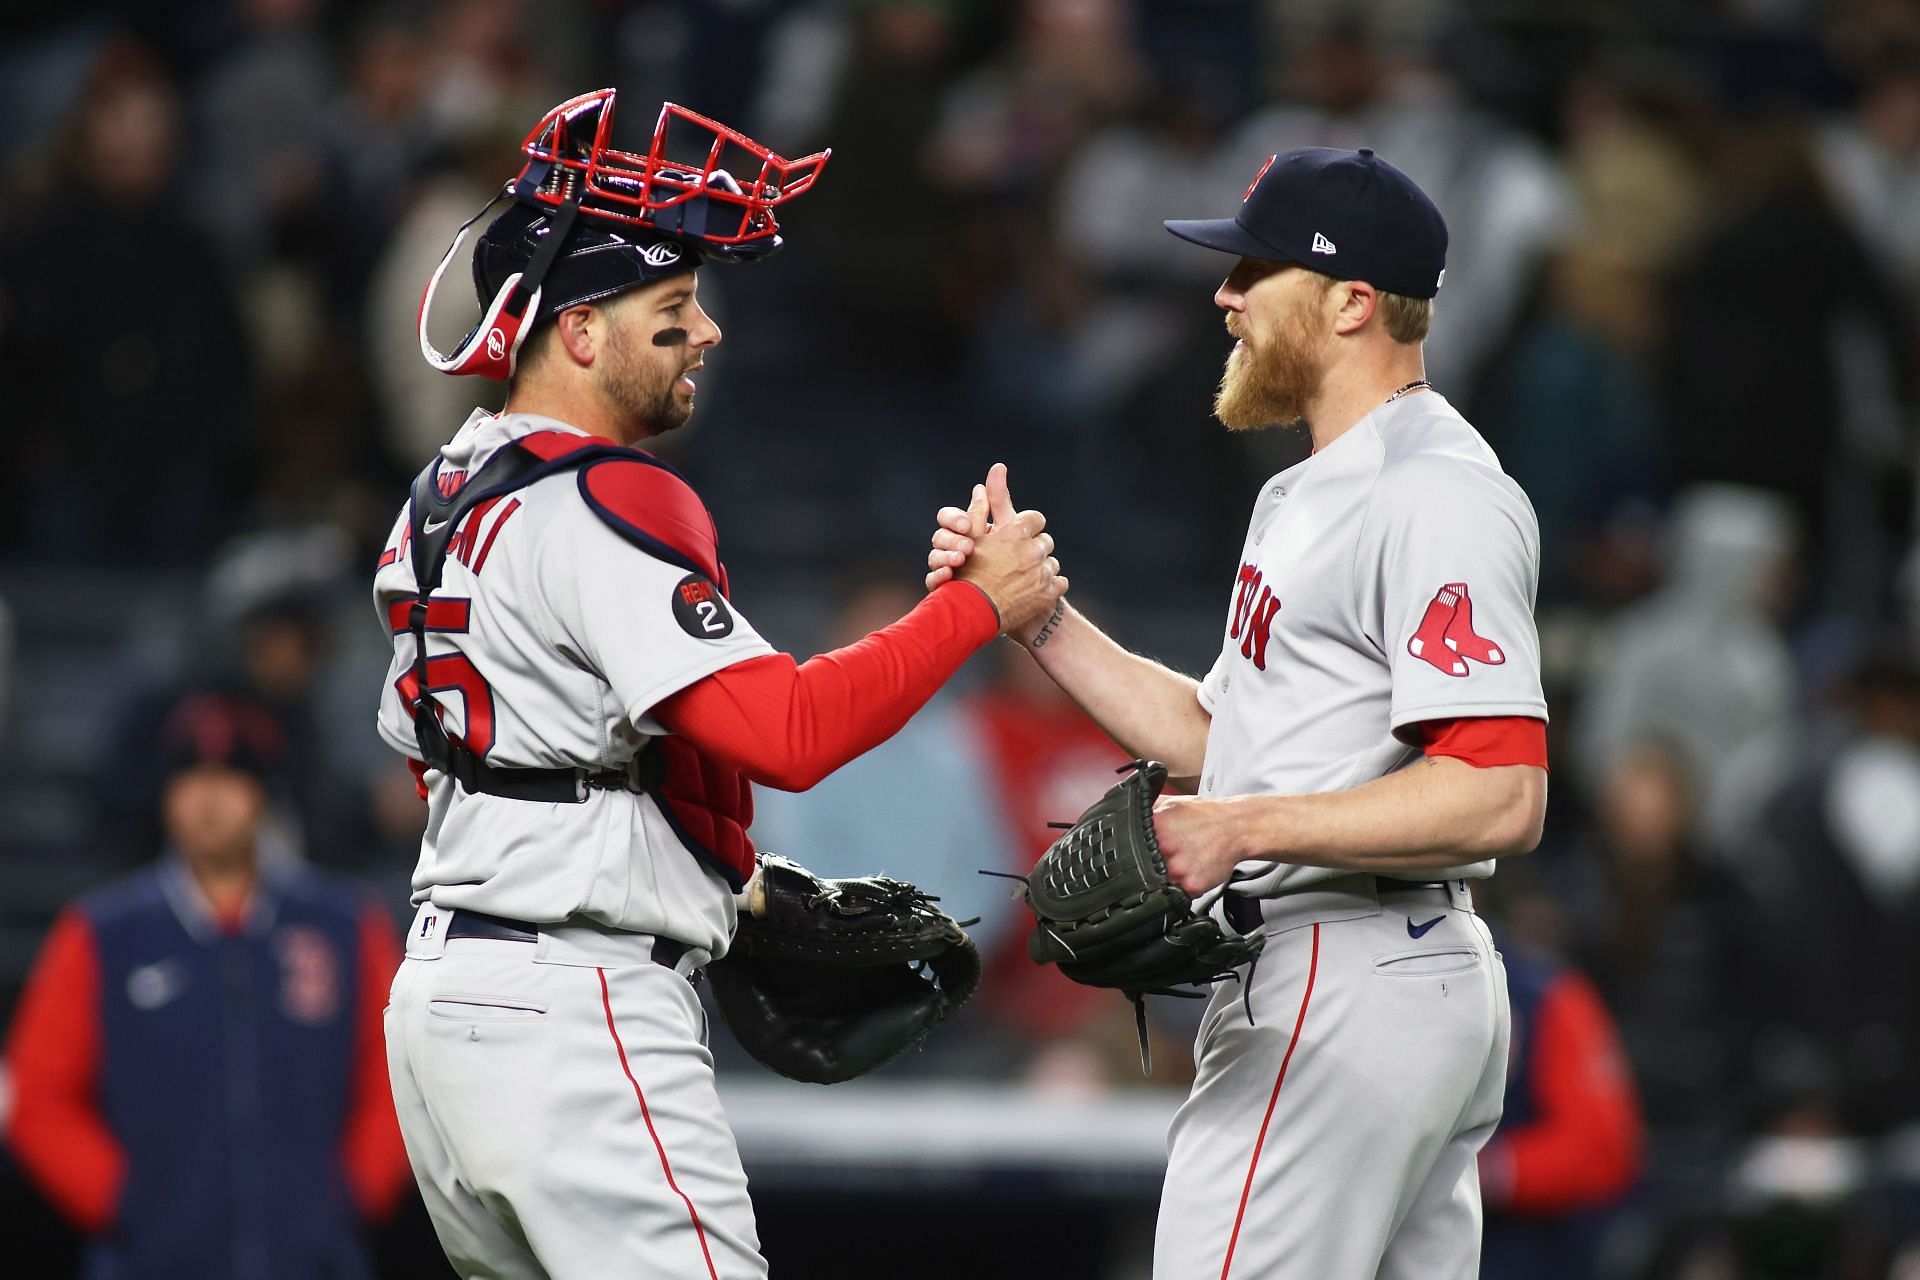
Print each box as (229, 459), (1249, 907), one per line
(378, 409), (778, 1280)
(1155, 390), (1541, 1280)
(374, 410), (775, 956)
(1195, 389), (1546, 897)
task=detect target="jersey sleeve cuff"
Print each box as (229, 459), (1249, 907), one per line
(928, 579), (1002, 647)
(1414, 716), (1549, 770)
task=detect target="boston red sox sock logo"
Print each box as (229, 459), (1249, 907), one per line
(1407, 582), (1504, 676)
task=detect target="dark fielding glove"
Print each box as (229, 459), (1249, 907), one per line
(1021, 760), (1264, 1072)
(708, 854), (981, 1085)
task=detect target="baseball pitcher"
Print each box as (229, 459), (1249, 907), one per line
(930, 147), (1549, 1279)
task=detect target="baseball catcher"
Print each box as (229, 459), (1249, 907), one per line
(1016, 760), (1264, 1072)
(377, 86), (1063, 1280)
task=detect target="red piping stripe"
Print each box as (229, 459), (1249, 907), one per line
(597, 968), (720, 1280)
(1220, 922), (1320, 1279)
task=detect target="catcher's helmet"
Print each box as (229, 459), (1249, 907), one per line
(420, 89), (830, 380)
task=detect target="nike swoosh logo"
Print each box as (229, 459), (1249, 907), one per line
(422, 516), (450, 535)
(1407, 915), (1445, 939)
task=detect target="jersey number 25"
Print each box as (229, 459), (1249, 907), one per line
(391, 596), (497, 757)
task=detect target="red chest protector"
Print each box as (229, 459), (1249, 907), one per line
(399, 428), (756, 890)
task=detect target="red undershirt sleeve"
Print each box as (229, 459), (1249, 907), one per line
(339, 907), (413, 1221)
(1416, 715), (1549, 770)
(3, 909), (126, 1233)
(652, 581), (1000, 791)
(1480, 972), (1644, 1214)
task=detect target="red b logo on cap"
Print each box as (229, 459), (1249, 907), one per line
(1244, 155), (1277, 202)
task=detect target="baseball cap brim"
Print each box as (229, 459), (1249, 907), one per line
(1163, 217), (1286, 261)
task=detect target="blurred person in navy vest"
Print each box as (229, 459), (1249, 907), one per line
(1514, 742), (1759, 1273)
(3, 692), (411, 1279)
(1477, 942), (1645, 1280)
(101, 527), (359, 869)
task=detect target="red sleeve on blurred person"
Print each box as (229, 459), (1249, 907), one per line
(1416, 716), (1548, 770)
(3, 908), (127, 1233)
(653, 582), (999, 791)
(406, 758), (429, 802)
(339, 906), (412, 1221)
(1480, 971), (1643, 1214)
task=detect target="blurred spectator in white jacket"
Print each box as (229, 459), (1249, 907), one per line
(1574, 485), (1803, 850)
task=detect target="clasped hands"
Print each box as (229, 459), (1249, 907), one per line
(924, 462), (1066, 640)
(922, 464), (1250, 898)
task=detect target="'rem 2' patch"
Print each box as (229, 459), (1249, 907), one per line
(673, 573), (735, 639)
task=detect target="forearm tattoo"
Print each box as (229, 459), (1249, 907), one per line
(1030, 598), (1066, 649)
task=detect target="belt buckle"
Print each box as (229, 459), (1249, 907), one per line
(580, 758), (643, 798)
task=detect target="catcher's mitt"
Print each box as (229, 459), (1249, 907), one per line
(1020, 759), (1264, 1072)
(708, 854), (980, 1084)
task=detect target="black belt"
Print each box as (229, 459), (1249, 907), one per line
(438, 753), (659, 804)
(1373, 878), (1452, 893)
(444, 910), (693, 972)
(1222, 877), (1451, 932)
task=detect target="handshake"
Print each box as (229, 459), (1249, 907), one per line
(924, 462), (1066, 643)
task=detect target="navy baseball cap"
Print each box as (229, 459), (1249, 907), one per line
(158, 692), (287, 784)
(1165, 148), (1449, 299)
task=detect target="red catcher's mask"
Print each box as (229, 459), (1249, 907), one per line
(419, 89), (830, 380)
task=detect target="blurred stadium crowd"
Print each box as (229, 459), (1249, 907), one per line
(2, 0), (1920, 1276)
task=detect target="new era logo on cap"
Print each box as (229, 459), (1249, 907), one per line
(1311, 232), (1337, 255)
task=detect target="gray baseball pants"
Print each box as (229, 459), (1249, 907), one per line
(385, 906), (765, 1280)
(1154, 876), (1510, 1280)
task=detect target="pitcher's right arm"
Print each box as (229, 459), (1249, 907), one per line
(926, 465), (1211, 777)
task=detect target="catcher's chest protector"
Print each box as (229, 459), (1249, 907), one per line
(399, 429), (756, 888)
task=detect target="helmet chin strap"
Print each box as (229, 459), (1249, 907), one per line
(418, 195), (583, 381)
